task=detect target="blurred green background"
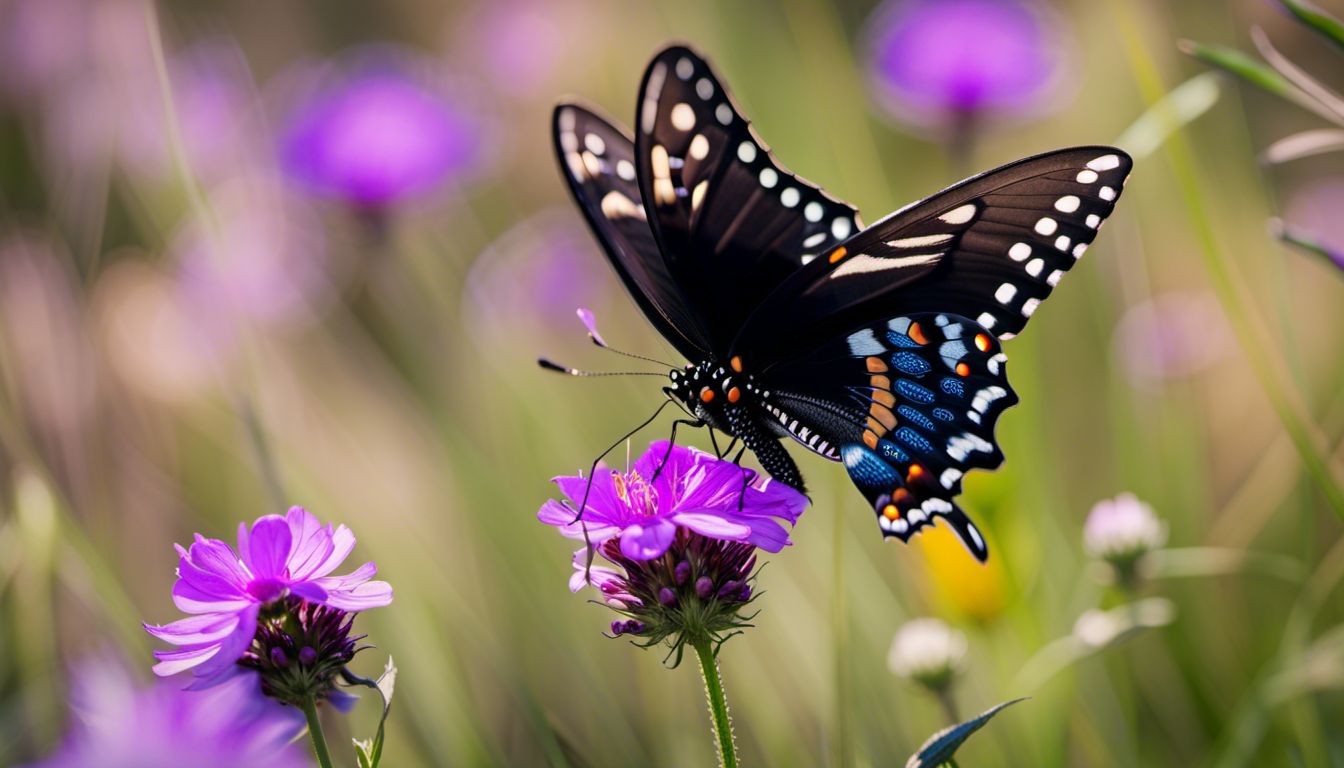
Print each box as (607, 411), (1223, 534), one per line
(2, 0), (1344, 765)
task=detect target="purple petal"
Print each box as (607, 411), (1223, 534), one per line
(150, 644), (222, 677)
(308, 575), (394, 611)
(327, 688), (360, 713)
(171, 578), (252, 614)
(187, 603), (260, 678)
(576, 307), (605, 345)
(618, 519), (677, 560)
(183, 537), (250, 587)
(241, 515), (293, 580)
(143, 613), (240, 646)
(671, 511), (753, 541)
(289, 580), (329, 603)
(538, 500), (622, 542)
(553, 471), (624, 525)
(283, 506), (336, 580)
(303, 524), (354, 579)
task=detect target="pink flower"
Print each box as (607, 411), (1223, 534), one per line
(144, 506), (392, 687)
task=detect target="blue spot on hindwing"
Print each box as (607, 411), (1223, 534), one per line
(890, 352), (931, 376)
(897, 379), (936, 404)
(932, 407), (955, 422)
(940, 377), (965, 398)
(840, 444), (901, 491)
(895, 426), (934, 454)
(886, 331), (921, 349)
(898, 405), (937, 432)
(876, 439), (910, 465)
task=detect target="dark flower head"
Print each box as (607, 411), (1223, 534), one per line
(574, 530), (762, 663)
(864, 0), (1068, 132)
(144, 506), (392, 690)
(242, 598), (368, 709)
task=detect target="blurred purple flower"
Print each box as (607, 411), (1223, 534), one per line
(171, 172), (331, 349)
(27, 662), (308, 768)
(277, 48), (479, 209)
(144, 506), (392, 689)
(1112, 292), (1231, 390)
(0, 0), (92, 102)
(538, 440), (807, 560)
(449, 1), (577, 99)
(462, 209), (617, 351)
(864, 0), (1068, 132)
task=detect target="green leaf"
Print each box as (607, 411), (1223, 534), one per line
(343, 656), (398, 768)
(905, 698), (1027, 768)
(1277, 0), (1344, 51)
(1178, 40), (1300, 98)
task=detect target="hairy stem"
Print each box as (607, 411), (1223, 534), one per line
(301, 696), (336, 768)
(694, 640), (739, 768)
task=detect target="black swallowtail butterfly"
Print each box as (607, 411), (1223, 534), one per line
(552, 45), (1132, 562)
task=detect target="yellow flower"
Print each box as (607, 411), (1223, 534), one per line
(918, 524), (1005, 622)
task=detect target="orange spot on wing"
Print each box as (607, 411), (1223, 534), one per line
(956, 362), (971, 377)
(882, 504), (900, 520)
(727, 386), (741, 403)
(892, 488), (912, 504)
(872, 389), (896, 407)
(907, 464), (925, 482)
(700, 387), (715, 403)
(730, 355), (743, 373)
(908, 322), (928, 345)
(869, 402), (897, 431)
(974, 333), (992, 352)
(863, 430), (880, 449)
(828, 246), (848, 263)
(866, 356), (889, 373)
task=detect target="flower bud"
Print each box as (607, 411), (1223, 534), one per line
(888, 617), (967, 693)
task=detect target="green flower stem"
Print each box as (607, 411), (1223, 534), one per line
(301, 696), (336, 768)
(693, 640), (739, 768)
(1110, 0), (1344, 521)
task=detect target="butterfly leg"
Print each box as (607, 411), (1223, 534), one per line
(651, 417), (706, 482)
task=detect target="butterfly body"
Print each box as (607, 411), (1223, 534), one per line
(554, 45), (1133, 562)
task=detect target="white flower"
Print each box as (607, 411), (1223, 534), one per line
(888, 617), (967, 690)
(1083, 493), (1166, 563)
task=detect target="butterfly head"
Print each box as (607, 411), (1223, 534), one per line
(667, 358), (760, 429)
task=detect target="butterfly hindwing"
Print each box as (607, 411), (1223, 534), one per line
(553, 103), (713, 359)
(733, 148), (1133, 367)
(761, 312), (1015, 561)
(634, 46), (861, 355)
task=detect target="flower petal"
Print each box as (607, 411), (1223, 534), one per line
(284, 506), (336, 580)
(241, 515), (293, 580)
(671, 511), (752, 541)
(308, 575), (394, 611)
(151, 644), (222, 677)
(143, 613), (240, 646)
(618, 519), (677, 560)
(186, 603), (259, 678)
(183, 537), (250, 588)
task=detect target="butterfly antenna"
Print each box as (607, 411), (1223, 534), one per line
(587, 335), (675, 368)
(537, 358), (667, 377)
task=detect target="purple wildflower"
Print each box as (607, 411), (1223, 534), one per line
(864, 0), (1068, 133)
(144, 506), (392, 691)
(538, 440), (806, 560)
(277, 47), (479, 211)
(27, 662), (308, 768)
(541, 441), (807, 660)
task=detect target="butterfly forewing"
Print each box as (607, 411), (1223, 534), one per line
(553, 103), (713, 359)
(634, 46), (862, 355)
(734, 148), (1134, 369)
